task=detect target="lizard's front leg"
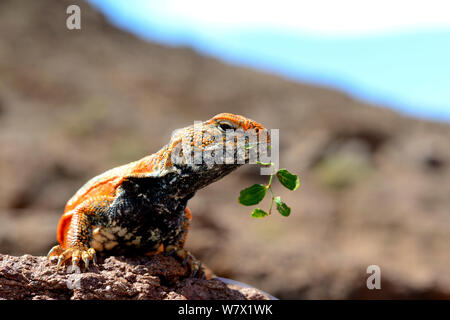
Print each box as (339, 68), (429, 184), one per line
(164, 207), (206, 278)
(48, 196), (113, 273)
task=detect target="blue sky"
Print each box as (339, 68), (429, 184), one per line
(87, 0), (450, 122)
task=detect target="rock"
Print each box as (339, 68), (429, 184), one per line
(0, 254), (270, 300)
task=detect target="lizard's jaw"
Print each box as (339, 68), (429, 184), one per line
(165, 163), (242, 198)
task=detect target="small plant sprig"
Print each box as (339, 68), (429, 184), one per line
(238, 161), (300, 218)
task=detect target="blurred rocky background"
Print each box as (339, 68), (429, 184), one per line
(0, 0), (449, 299)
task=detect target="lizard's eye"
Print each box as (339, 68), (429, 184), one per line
(218, 121), (235, 132)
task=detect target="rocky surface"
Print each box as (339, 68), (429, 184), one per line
(0, 0), (449, 299)
(0, 254), (269, 300)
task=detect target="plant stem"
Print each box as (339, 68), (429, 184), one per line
(265, 163), (276, 214)
(268, 186), (275, 214)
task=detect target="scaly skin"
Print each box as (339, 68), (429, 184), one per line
(48, 113), (267, 276)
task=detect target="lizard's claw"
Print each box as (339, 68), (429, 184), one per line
(190, 260), (205, 279)
(165, 245), (205, 279)
(47, 244), (96, 273)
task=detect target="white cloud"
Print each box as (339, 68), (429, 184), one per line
(137, 0), (450, 35)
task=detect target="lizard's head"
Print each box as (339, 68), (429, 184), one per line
(160, 113), (269, 195)
(187, 112), (269, 165)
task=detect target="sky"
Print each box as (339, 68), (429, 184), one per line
(87, 0), (450, 122)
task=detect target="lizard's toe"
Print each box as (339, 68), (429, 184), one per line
(47, 244), (64, 261)
(189, 260), (205, 279)
(55, 248), (74, 270)
(82, 247), (97, 268)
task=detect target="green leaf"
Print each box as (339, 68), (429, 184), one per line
(238, 184), (268, 206)
(251, 208), (269, 218)
(274, 197), (291, 217)
(276, 169), (300, 191)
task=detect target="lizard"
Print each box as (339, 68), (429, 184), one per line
(47, 113), (268, 277)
